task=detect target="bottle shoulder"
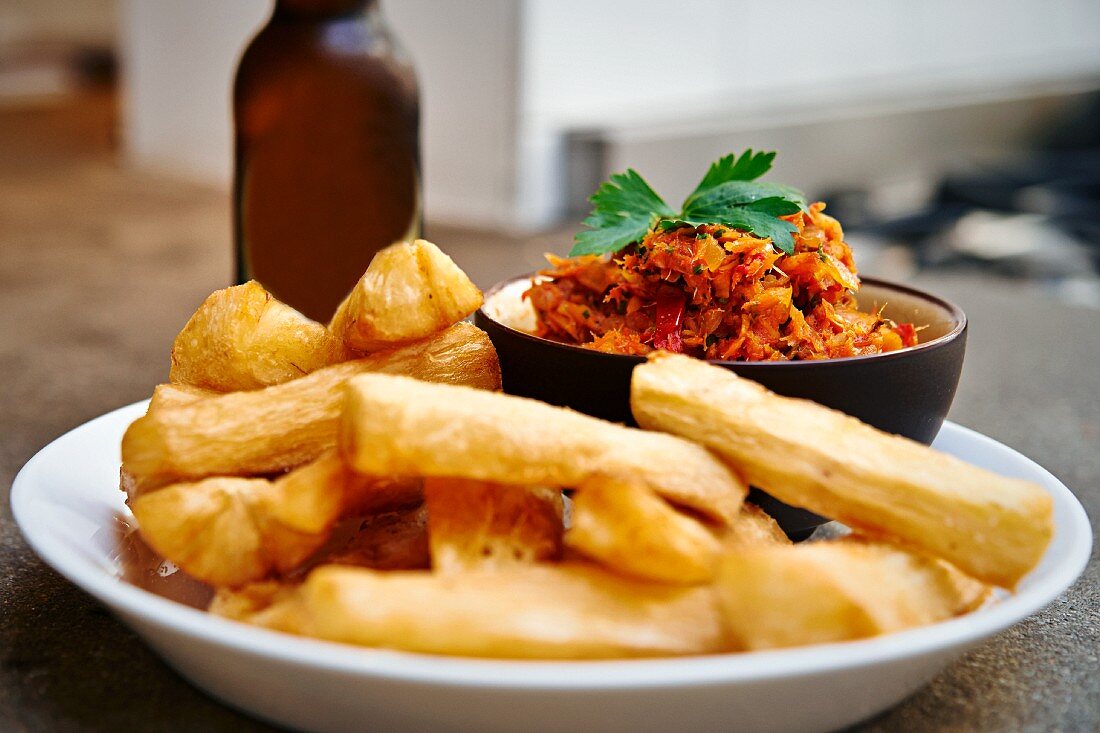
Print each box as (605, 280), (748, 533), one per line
(235, 19), (417, 98)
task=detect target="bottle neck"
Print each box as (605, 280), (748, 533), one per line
(273, 0), (375, 20)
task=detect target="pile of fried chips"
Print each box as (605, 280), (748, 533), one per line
(120, 240), (1053, 659)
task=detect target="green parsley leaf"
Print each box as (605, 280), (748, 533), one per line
(571, 150), (808, 257)
(675, 212), (797, 255)
(569, 169), (674, 256)
(678, 195), (802, 254)
(686, 149), (775, 201)
(743, 196), (805, 217)
(655, 210), (796, 255)
(683, 182), (807, 214)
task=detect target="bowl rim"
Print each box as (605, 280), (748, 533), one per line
(10, 404), (1091, 690)
(476, 274), (967, 368)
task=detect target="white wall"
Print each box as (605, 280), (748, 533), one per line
(119, 0), (268, 182)
(385, 0), (522, 229)
(119, 0), (523, 228)
(516, 0), (1100, 224)
(604, 90), (1095, 212)
(119, 0), (1100, 230)
(521, 0), (1100, 128)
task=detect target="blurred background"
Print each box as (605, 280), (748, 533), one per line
(3, 0), (1100, 335)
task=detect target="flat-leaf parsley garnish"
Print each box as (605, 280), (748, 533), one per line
(569, 149), (807, 257)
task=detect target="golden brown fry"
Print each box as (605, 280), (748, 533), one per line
(275, 453), (423, 526)
(216, 563), (728, 658)
(209, 579), (297, 621)
(330, 239), (483, 352)
(713, 539), (989, 650)
(119, 468), (141, 504)
(340, 374), (747, 525)
(631, 353), (1053, 588)
(209, 580), (305, 630)
(130, 451), (420, 586)
(720, 503), (791, 550)
(123, 322), (501, 488)
(565, 480), (786, 585)
(938, 555), (993, 613)
(170, 281), (341, 391)
(122, 384), (218, 503)
(424, 478), (562, 572)
(566, 476), (721, 585)
(132, 475), (322, 587)
(148, 383), (216, 411)
(325, 504), (430, 571)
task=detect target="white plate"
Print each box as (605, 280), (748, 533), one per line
(11, 402), (1092, 733)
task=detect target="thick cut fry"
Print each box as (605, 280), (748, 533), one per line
(132, 475), (323, 587)
(713, 539), (989, 650)
(123, 322), (500, 488)
(210, 580), (296, 620)
(148, 383), (216, 411)
(119, 468), (141, 504)
(122, 384), (219, 502)
(340, 375), (746, 525)
(566, 476), (721, 584)
(127, 384), (211, 501)
(276, 452), (423, 524)
(170, 281), (341, 391)
(424, 478), (562, 571)
(130, 451), (421, 586)
(216, 563), (728, 658)
(330, 239), (483, 352)
(719, 503), (791, 550)
(325, 504), (430, 571)
(631, 353), (1053, 588)
(210, 580), (304, 629)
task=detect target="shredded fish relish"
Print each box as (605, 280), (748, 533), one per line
(525, 203), (918, 361)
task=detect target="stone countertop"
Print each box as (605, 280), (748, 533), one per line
(1, 158), (1097, 730)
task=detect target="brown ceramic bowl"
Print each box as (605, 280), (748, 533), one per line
(474, 274), (967, 539)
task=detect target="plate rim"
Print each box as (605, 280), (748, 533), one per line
(10, 401), (1093, 690)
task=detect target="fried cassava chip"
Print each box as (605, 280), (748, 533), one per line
(719, 502), (791, 550)
(713, 538), (989, 650)
(213, 563), (728, 658)
(340, 374), (746, 525)
(330, 239), (483, 353)
(123, 322), (500, 489)
(566, 476), (721, 585)
(567, 478), (788, 584)
(424, 477), (563, 571)
(148, 382), (217, 411)
(170, 281), (341, 391)
(631, 353), (1052, 588)
(131, 451), (421, 586)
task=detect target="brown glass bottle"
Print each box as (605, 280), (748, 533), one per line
(233, 0), (420, 322)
